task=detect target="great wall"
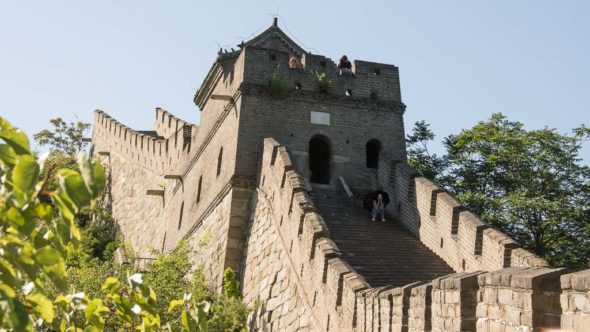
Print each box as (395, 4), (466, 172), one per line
(91, 19), (590, 331)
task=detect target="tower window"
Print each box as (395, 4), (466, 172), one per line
(319, 60), (326, 68)
(366, 139), (381, 168)
(374, 68), (381, 75)
(217, 147), (223, 177)
(346, 89), (352, 97)
(269, 54), (277, 61)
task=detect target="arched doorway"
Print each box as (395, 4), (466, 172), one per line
(309, 135), (331, 184)
(366, 139), (382, 169)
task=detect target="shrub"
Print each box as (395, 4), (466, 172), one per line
(268, 66), (288, 98)
(315, 70), (331, 94)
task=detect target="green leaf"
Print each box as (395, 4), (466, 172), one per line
(54, 294), (70, 307)
(35, 203), (54, 221)
(77, 154), (106, 198)
(84, 326), (101, 332)
(27, 293), (55, 323)
(56, 169), (92, 210)
(0, 285), (31, 331)
(34, 246), (67, 291)
(52, 191), (75, 222)
(102, 277), (120, 292)
(6, 206), (36, 235)
(0, 258), (17, 288)
(0, 117), (31, 155)
(12, 154), (39, 205)
(91, 161), (106, 198)
(84, 298), (108, 329)
(181, 310), (197, 332)
(168, 299), (184, 313)
(0, 143), (17, 165)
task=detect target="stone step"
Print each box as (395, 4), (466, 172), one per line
(310, 186), (455, 288)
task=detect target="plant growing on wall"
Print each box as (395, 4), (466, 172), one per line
(268, 66), (288, 98)
(315, 70), (331, 94)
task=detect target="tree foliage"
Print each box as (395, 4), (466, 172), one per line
(0, 117), (249, 331)
(406, 114), (590, 269)
(33, 118), (90, 157)
(406, 120), (446, 181)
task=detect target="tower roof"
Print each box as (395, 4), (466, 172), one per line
(239, 17), (306, 56)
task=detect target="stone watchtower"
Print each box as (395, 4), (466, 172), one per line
(195, 18), (407, 191)
(93, 20), (586, 331)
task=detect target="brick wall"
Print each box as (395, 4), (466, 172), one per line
(560, 269), (590, 331)
(92, 98), (250, 288)
(477, 267), (567, 331)
(377, 155), (550, 274)
(241, 46), (402, 102)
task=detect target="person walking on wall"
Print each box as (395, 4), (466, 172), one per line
(371, 193), (386, 222)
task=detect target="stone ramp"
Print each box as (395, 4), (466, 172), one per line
(311, 185), (455, 288)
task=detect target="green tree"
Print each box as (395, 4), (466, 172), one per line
(145, 247), (249, 331)
(34, 118), (90, 202)
(34, 117), (90, 157)
(444, 114), (590, 268)
(406, 120), (446, 181)
(408, 114), (590, 269)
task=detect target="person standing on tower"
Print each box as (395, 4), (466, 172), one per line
(338, 55), (352, 75)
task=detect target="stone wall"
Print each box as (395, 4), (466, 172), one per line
(92, 99), (251, 288)
(239, 138), (590, 331)
(234, 90), (406, 190)
(240, 46), (402, 102)
(477, 267), (567, 331)
(561, 269), (590, 331)
(241, 186), (315, 331)
(376, 156), (549, 274)
(93, 111), (168, 256)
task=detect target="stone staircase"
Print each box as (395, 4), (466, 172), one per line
(311, 185), (455, 288)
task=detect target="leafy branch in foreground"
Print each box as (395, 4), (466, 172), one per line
(0, 117), (214, 331)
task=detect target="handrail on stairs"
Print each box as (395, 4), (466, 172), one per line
(338, 176), (354, 198)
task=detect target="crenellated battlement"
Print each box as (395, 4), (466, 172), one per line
(244, 138), (589, 331)
(239, 46), (402, 102)
(154, 107), (198, 141)
(195, 43), (402, 111)
(92, 109), (198, 173)
(379, 160), (549, 274)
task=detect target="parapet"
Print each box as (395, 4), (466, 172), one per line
(254, 137), (582, 331)
(92, 109), (198, 173)
(241, 46), (402, 102)
(154, 107), (198, 140)
(392, 170), (549, 274)
(195, 45), (404, 111)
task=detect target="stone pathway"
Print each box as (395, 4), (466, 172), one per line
(311, 185), (455, 288)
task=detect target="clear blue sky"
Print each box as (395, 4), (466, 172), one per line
(1, 1), (589, 162)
